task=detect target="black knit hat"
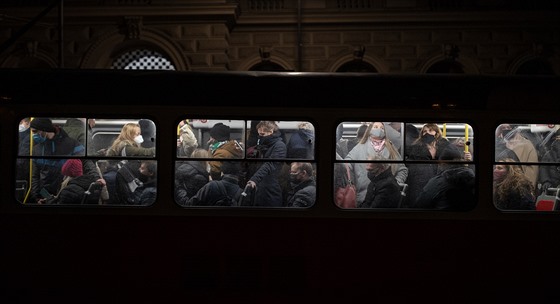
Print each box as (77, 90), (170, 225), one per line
(30, 118), (56, 132)
(210, 123), (230, 141)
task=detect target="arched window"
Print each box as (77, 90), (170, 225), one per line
(112, 49), (176, 70)
(336, 60), (377, 73)
(515, 59), (555, 75)
(426, 60), (464, 74)
(249, 61), (288, 71)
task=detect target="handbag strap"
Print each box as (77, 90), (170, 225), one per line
(345, 164), (353, 184)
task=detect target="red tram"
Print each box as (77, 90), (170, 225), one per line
(1, 69), (560, 302)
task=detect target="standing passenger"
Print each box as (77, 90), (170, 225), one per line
(207, 122), (243, 181)
(245, 121), (287, 207)
(413, 145), (475, 211)
(17, 117), (31, 182)
(286, 122), (314, 159)
(106, 122), (155, 157)
(405, 123), (452, 205)
(345, 122), (408, 206)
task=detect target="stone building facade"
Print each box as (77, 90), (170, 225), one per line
(0, 0), (558, 74)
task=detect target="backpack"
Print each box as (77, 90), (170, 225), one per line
(213, 181), (242, 206)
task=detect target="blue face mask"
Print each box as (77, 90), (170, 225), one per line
(32, 133), (47, 143)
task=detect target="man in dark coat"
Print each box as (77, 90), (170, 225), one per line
(28, 118), (96, 204)
(286, 122), (314, 159)
(413, 145), (476, 211)
(245, 121), (287, 207)
(286, 162), (316, 207)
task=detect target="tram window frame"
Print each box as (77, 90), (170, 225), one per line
(15, 117), (158, 206)
(494, 123), (560, 212)
(335, 121), (475, 211)
(174, 119), (317, 208)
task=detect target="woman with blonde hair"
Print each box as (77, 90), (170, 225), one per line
(345, 122), (408, 206)
(106, 122), (155, 157)
(493, 158), (535, 210)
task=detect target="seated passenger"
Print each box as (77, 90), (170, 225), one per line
(285, 162), (316, 207)
(413, 146), (475, 211)
(493, 158), (536, 210)
(56, 159), (108, 205)
(186, 161), (243, 206)
(175, 148), (210, 206)
(359, 156), (401, 209)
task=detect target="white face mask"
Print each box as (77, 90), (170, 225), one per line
(19, 124), (29, 132)
(134, 135), (144, 144)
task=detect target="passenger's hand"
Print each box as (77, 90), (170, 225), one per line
(247, 180), (256, 189)
(464, 152), (472, 161)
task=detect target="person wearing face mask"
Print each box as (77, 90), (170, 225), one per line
(106, 122), (155, 157)
(538, 129), (560, 195)
(245, 121), (287, 207)
(285, 162), (316, 208)
(345, 122), (407, 206)
(27, 117), (92, 204)
(359, 156), (401, 208)
(493, 158), (535, 210)
(16, 118), (31, 182)
(405, 123), (453, 206)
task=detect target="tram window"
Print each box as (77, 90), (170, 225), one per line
(16, 117), (157, 206)
(494, 123), (560, 211)
(336, 121), (475, 210)
(175, 119), (316, 208)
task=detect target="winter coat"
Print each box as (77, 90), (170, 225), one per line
(248, 131), (287, 207)
(538, 141), (560, 191)
(30, 127), (86, 202)
(56, 174), (99, 204)
(175, 161), (210, 206)
(286, 128), (314, 159)
(345, 141), (408, 205)
(414, 165), (476, 211)
(106, 141), (155, 157)
(360, 168), (401, 208)
(186, 175), (242, 206)
(209, 140), (243, 181)
(405, 138), (451, 204)
(286, 178), (316, 207)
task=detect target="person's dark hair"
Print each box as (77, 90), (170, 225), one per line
(221, 161), (241, 175)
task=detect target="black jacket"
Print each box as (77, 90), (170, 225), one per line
(414, 165), (476, 211)
(360, 168), (401, 208)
